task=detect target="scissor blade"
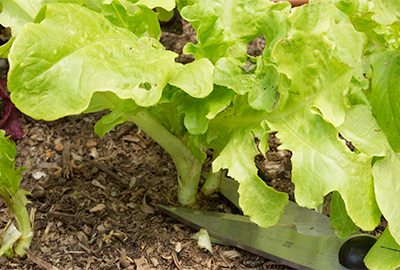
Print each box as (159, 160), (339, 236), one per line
(159, 205), (348, 270)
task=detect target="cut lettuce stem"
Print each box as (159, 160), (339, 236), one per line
(123, 110), (202, 205)
(0, 189), (33, 257)
(201, 165), (226, 196)
(201, 149), (227, 196)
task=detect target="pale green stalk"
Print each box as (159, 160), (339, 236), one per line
(124, 111), (202, 205)
(0, 188), (33, 257)
(201, 169), (225, 196)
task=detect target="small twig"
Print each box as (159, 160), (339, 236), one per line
(164, 244), (212, 269)
(172, 252), (182, 270)
(77, 242), (92, 254)
(25, 249), (59, 270)
(116, 123), (136, 140)
(62, 141), (72, 179)
(219, 252), (232, 268)
(85, 158), (128, 188)
(86, 159), (121, 181)
(47, 211), (96, 226)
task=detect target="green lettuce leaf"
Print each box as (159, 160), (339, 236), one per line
(213, 57), (280, 111)
(373, 0), (400, 25)
(326, 24), (367, 68)
(372, 151), (400, 245)
(203, 96), (287, 227)
(257, 2), (291, 61)
(213, 128), (288, 227)
(101, 0), (161, 38)
(169, 58), (215, 98)
(0, 129), (20, 194)
(0, 0), (43, 36)
(330, 191), (357, 238)
(267, 109), (381, 230)
(370, 51), (400, 152)
(365, 228), (400, 270)
(178, 86), (235, 135)
(94, 99), (138, 138)
(288, 1), (336, 35)
(179, 0), (281, 62)
(0, 0), (163, 56)
(334, 0), (373, 15)
(133, 0), (175, 11)
(8, 3), (177, 120)
(338, 105), (390, 156)
(272, 30), (351, 127)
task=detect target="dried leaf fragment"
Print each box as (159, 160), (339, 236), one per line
(89, 203), (106, 213)
(134, 256), (152, 270)
(192, 229), (213, 254)
(140, 195), (155, 214)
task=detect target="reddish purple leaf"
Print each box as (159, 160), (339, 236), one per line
(0, 79), (23, 140)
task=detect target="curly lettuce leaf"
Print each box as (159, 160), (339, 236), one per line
(0, 129), (20, 194)
(327, 24), (367, 68)
(8, 3), (177, 120)
(203, 96), (287, 227)
(272, 30), (351, 127)
(268, 109), (380, 230)
(179, 0), (284, 62)
(289, 0), (336, 35)
(334, 0), (373, 15)
(257, 2), (291, 61)
(0, 0), (163, 57)
(101, 0), (161, 38)
(214, 57), (280, 112)
(337, 105), (390, 156)
(370, 51), (400, 153)
(133, 0), (175, 11)
(213, 128), (288, 227)
(169, 58), (215, 98)
(373, 0), (400, 25)
(178, 86), (235, 135)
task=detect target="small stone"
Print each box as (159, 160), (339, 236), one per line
(32, 171), (46, 180)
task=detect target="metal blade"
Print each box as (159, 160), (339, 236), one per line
(159, 205), (349, 270)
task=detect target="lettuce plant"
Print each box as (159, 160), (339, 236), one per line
(1, 0), (400, 267)
(0, 129), (32, 257)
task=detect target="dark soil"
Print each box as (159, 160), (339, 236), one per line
(0, 18), (295, 270)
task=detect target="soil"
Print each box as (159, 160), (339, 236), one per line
(0, 18), (295, 270)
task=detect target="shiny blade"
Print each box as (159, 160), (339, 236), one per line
(159, 205), (348, 270)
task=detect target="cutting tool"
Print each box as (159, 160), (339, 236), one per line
(159, 177), (362, 270)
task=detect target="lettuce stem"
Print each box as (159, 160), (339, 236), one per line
(0, 189), (33, 257)
(124, 111), (202, 205)
(201, 169), (226, 196)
